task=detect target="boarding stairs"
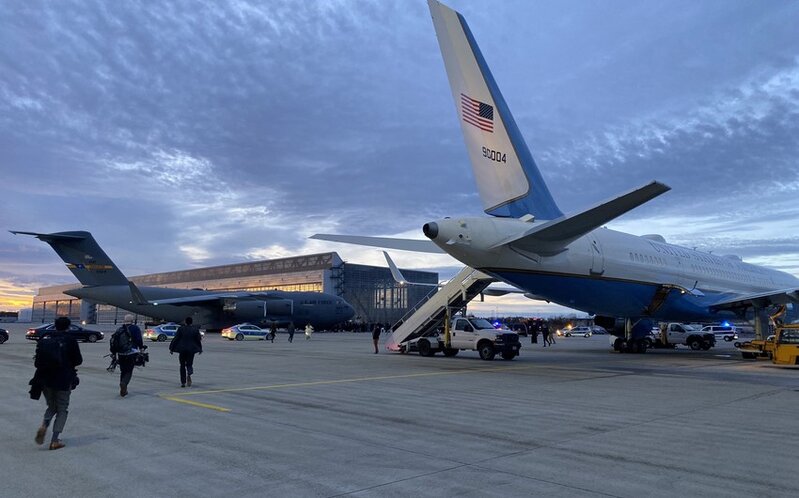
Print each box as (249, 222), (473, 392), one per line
(386, 266), (494, 351)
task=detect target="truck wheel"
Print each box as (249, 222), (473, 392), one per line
(701, 341), (712, 350)
(478, 342), (495, 361)
(501, 351), (517, 360)
(418, 339), (433, 357)
(442, 348), (459, 357)
(733, 341), (742, 348)
(689, 337), (702, 350)
(724, 336), (732, 342)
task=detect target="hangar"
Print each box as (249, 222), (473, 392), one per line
(30, 252), (438, 327)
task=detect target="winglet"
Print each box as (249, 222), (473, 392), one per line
(382, 251), (439, 287)
(383, 251), (408, 285)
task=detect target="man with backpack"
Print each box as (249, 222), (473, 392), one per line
(110, 314), (143, 397)
(33, 316), (82, 450)
(169, 316), (203, 388)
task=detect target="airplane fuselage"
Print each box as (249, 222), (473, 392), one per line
(67, 286), (354, 329)
(425, 216), (799, 321)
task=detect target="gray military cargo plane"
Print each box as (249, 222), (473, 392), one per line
(13, 230), (355, 330)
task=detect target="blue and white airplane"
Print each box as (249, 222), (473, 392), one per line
(314, 0), (799, 349)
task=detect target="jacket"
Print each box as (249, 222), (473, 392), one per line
(35, 332), (83, 391)
(170, 324), (203, 354)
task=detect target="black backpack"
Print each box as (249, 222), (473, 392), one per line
(35, 336), (66, 369)
(110, 325), (133, 354)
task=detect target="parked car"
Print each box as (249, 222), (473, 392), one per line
(701, 325), (738, 342)
(144, 322), (180, 342)
(557, 326), (592, 337)
(221, 323), (272, 341)
(0, 327), (8, 344)
(26, 323), (104, 342)
(590, 325), (608, 335)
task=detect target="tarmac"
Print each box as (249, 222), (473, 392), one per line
(1, 323), (798, 497)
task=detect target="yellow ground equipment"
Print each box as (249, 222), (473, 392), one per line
(737, 324), (799, 366)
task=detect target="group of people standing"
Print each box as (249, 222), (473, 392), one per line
(526, 318), (555, 347)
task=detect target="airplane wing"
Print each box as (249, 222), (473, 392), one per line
(491, 181), (670, 254)
(310, 234), (445, 254)
(150, 291), (288, 306)
(709, 288), (799, 312)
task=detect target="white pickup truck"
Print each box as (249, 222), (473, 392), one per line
(403, 317), (521, 360)
(647, 323), (716, 350)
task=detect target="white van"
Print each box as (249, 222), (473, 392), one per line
(701, 325), (738, 342)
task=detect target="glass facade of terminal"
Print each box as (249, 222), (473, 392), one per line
(30, 252), (438, 328)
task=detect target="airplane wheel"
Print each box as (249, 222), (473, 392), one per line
(235, 333), (244, 341)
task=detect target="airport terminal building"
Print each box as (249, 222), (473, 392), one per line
(30, 252), (438, 328)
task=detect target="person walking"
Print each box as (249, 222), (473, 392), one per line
(33, 316), (82, 450)
(113, 314), (143, 397)
(305, 323), (314, 340)
(541, 325), (549, 347)
(547, 324), (556, 346)
(269, 321), (277, 343)
(287, 322), (295, 343)
(371, 323), (381, 353)
(169, 316), (203, 388)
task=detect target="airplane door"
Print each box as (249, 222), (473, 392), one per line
(590, 238), (605, 275)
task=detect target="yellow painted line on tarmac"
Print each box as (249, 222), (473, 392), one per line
(160, 395), (231, 412)
(165, 365), (529, 398)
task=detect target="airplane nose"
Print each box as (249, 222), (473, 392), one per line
(423, 222), (438, 240)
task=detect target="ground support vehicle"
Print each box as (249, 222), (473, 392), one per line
(646, 323), (715, 350)
(701, 325), (738, 342)
(557, 326), (592, 337)
(737, 325), (799, 365)
(401, 317), (521, 361)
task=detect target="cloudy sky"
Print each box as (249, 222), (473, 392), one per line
(1, 0), (797, 315)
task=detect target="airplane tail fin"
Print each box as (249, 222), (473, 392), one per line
(11, 230), (129, 287)
(428, 0), (563, 220)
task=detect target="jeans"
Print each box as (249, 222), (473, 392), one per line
(42, 387), (71, 434)
(118, 354), (136, 387)
(179, 352), (195, 385)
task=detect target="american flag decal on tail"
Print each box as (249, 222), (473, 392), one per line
(460, 93), (494, 132)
